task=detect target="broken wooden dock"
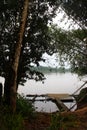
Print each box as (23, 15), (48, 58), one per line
(26, 93), (75, 111)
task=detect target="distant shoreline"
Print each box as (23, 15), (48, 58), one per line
(31, 66), (71, 74)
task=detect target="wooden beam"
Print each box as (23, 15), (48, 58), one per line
(27, 98), (74, 102)
(55, 98), (69, 111)
(47, 93), (70, 99)
(26, 94), (47, 97)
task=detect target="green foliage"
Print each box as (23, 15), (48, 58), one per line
(2, 114), (24, 130)
(16, 95), (36, 119)
(61, 0), (87, 27)
(0, 105), (24, 130)
(0, 0), (59, 86)
(47, 113), (78, 130)
(32, 66), (71, 74)
(50, 25), (87, 76)
(52, 1), (87, 76)
(0, 95), (36, 130)
(48, 113), (63, 130)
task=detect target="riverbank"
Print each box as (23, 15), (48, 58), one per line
(24, 105), (87, 130)
(0, 94), (87, 130)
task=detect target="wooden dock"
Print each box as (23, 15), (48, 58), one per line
(26, 93), (74, 111)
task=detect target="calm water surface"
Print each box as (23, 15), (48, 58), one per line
(18, 72), (83, 95)
(0, 73), (85, 112)
(18, 72), (85, 112)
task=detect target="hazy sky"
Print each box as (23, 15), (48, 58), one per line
(53, 7), (79, 30)
(39, 53), (59, 67)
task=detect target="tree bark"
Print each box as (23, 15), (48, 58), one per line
(4, 0), (29, 113)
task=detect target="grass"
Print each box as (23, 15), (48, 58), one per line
(16, 94), (36, 120)
(0, 105), (24, 130)
(47, 112), (78, 130)
(0, 94), (36, 130)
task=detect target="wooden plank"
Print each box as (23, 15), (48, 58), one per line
(47, 93), (70, 99)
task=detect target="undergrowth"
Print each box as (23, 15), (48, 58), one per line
(16, 94), (36, 119)
(47, 112), (78, 130)
(0, 94), (36, 130)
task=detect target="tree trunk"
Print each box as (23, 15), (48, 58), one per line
(4, 0), (29, 113)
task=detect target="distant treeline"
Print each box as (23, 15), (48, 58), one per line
(32, 66), (71, 74)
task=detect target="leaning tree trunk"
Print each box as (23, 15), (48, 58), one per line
(4, 0), (29, 113)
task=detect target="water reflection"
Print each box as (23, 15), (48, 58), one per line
(34, 101), (58, 113)
(34, 99), (77, 113)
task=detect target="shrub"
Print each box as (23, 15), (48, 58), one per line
(16, 94), (36, 119)
(0, 94), (36, 130)
(47, 113), (78, 130)
(0, 105), (24, 130)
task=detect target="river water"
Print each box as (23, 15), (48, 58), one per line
(18, 72), (83, 95)
(18, 72), (86, 112)
(0, 73), (85, 112)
